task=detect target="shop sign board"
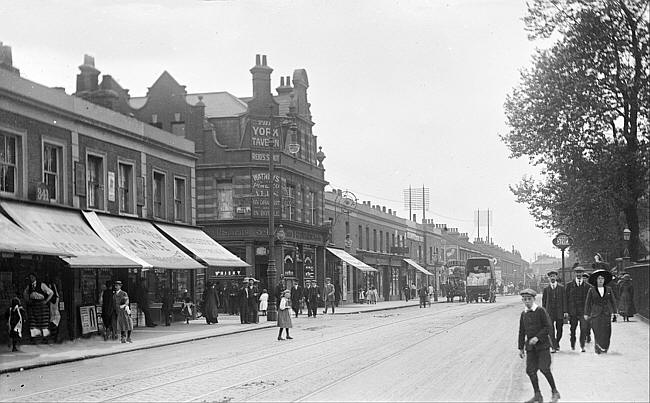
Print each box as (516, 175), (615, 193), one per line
(80, 305), (98, 334)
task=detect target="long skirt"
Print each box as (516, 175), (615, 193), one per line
(591, 315), (612, 350)
(116, 309), (133, 332)
(277, 308), (292, 328)
(618, 292), (637, 317)
(27, 302), (50, 330)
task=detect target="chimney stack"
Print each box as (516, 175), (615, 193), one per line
(0, 42), (19, 74)
(75, 54), (100, 96)
(249, 54), (276, 115)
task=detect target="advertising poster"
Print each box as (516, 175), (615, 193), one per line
(80, 305), (98, 334)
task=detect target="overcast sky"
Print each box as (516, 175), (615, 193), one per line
(2, 0), (562, 262)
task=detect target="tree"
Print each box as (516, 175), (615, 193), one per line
(502, 0), (649, 262)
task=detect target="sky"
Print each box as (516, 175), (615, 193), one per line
(1, 0), (562, 262)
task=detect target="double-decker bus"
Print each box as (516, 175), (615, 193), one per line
(465, 257), (496, 303)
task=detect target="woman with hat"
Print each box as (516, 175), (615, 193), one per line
(584, 270), (618, 354)
(616, 273), (636, 322)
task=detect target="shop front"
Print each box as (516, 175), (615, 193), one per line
(404, 258), (434, 289)
(0, 200), (144, 340)
(83, 211), (205, 324)
(326, 247), (378, 304)
(154, 222), (250, 315)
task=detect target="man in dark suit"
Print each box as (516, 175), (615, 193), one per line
(245, 278), (259, 324)
(306, 280), (320, 317)
(290, 282), (303, 318)
(542, 269), (567, 353)
(565, 266), (591, 352)
(238, 282), (249, 324)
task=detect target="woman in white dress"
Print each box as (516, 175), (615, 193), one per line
(259, 289), (269, 316)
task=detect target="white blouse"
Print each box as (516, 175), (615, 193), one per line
(597, 286), (605, 297)
(279, 297), (289, 310)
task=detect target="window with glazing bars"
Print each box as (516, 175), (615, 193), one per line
(0, 134), (16, 193)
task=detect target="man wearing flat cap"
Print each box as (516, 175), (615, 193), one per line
(542, 270), (567, 353)
(565, 266), (591, 352)
(518, 288), (561, 403)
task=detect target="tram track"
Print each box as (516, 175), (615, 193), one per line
(188, 302), (512, 402)
(5, 300), (515, 402)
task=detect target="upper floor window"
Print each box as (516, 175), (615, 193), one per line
(87, 154), (104, 210)
(285, 184), (295, 220)
(309, 191), (316, 225)
(379, 231), (383, 252)
(216, 181), (233, 220)
(43, 143), (62, 202)
(153, 171), (166, 219)
(174, 177), (186, 222)
(0, 133), (16, 194)
(358, 225), (363, 249)
(366, 227), (370, 250)
(118, 162), (134, 214)
(373, 229), (377, 251)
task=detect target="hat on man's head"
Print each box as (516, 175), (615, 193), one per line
(547, 269), (559, 277)
(520, 288), (537, 297)
(573, 266), (585, 273)
(114, 280), (123, 285)
(325, 277), (331, 281)
(582, 272), (591, 279)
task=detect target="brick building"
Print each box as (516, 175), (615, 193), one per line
(0, 46), (246, 341)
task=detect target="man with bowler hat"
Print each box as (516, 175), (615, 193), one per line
(542, 269), (567, 352)
(518, 288), (561, 403)
(565, 266), (590, 352)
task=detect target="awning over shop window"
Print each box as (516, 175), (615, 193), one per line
(404, 258), (434, 276)
(83, 211), (204, 270)
(0, 210), (72, 257)
(0, 201), (140, 268)
(154, 223), (249, 268)
(327, 247), (378, 272)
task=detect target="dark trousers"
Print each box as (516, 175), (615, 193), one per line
(569, 314), (588, 348)
(308, 299), (318, 317)
(525, 348), (557, 393)
(239, 304), (248, 323)
(324, 300), (335, 313)
(550, 318), (563, 348)
(229, 296), (239, 314)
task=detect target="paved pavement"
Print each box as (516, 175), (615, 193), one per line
(0, 298), (427, 374)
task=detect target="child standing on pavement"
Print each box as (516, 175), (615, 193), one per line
(277, 290), (293, 340)
(181, 293), (194, 324)
(5, 297), (27, 352)
(518, 288), (561, 403)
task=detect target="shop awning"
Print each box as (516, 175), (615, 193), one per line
(0, 211), (71, 257)
(0, 201), (141, 268)
(404, 258), (434, 276)
(327, 247), (378, 272)
(83, 211), (204, 270)
(154, 223), (249, 268)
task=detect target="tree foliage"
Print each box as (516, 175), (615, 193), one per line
(502, 0), (649, 263)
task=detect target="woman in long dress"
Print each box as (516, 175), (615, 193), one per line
(584, 270), (617, 354)
(202, 282), (219, 324)
(277, 290), (293, 340)
(258, 289), (269, 316)
(616, 273), (636, 321)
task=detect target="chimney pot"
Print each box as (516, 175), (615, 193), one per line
(280, 77), (284, 86)
(262, 55), (267, 66)
(286, 76), (291, 86)
(256, 54), (261, 65)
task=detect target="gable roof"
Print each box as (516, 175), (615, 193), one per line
(187, 92), (248, 118)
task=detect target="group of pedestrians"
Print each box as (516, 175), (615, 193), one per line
(100, 280), (134, 343)
(518, 264), (637, 403)
(5, 273), (61, 352)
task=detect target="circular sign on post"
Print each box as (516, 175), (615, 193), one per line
(552, 233), (573, 250)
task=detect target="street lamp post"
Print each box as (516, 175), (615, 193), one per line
(266, 119), (298, 322)
(622, 227), (631, 270)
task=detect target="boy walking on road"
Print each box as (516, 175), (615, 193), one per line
(518, 288), (561, 403)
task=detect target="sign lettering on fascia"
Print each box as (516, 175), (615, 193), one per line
(251, 119), (281, 150)
(406, 231), (423, 242)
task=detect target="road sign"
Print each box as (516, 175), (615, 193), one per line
(552, 233), (573, 250)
